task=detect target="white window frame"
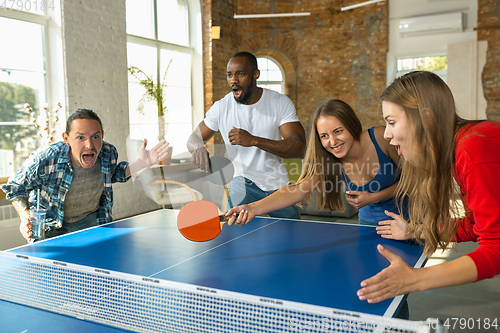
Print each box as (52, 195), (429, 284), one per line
(256, 56), (286, 93)
(0, 4), (64, 176)
(387, 51), (448, 85)
(0, 10), (50, 126)
(126, 0), (203, 153)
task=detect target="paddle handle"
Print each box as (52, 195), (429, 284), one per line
(220, 215), (231, 223)
(219, 216), (231, 230)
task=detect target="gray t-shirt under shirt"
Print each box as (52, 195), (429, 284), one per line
(63, 160), (104, 223)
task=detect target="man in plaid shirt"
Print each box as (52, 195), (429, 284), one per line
(1, 109), (170, 242)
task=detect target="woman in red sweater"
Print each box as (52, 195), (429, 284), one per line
(357, 70), (500, 303)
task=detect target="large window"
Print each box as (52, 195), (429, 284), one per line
(126, 0), (201, 154)
(396, 55), (448, 82)
(0, 13), (48, 176)
(257, 57), (285, 94)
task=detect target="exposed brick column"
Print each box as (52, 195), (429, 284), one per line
(478, 0), (500, 122)
(61, 0), (159, 217)
(202, 0), (239, 155)
(202, 0), (214, 113)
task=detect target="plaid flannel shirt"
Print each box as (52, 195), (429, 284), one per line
(1, 141), (130, 230)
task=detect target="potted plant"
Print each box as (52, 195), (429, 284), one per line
(128, 58), (174, 142)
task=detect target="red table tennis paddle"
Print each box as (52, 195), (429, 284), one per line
(177, 200), (231, 242)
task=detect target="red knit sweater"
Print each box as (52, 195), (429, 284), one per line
(454, 121), (500, 281)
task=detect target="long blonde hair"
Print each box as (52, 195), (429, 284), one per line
(380, 71), (475, 255)
(296, 99), (362, 212)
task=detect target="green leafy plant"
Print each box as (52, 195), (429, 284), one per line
(128, 57), (174, 140)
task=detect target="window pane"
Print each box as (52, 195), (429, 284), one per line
(0, 70), (46, 107)
(257, 58), (269, 81)
(126, 0), (194, 153)
(157, 0), (188, 46)
(0, 16), (47, 174)
(160, 49), (191, 88)
(128, 82), (160, 142)
(396, 56), (447, 82)
(0, 77), (44, 174)
(259, 70), (268, 81)
(127, 43), (159, 143)
(126, 0), (155, 39)
(257, 58), (267, 69)
(160, 50), (192, 152)
(165, 122), (191, 154)
(164, 88), (191, 124)
(0, 124), (42, 177)
(267, 69), (282, 82)
(257, 58), (283, 82)
(0, 17), (44, 71)
(257, 57), (283, 94)
(397, 56), (447, 71)
(0, 149), (15, 176)
(127, 42), (157, 77)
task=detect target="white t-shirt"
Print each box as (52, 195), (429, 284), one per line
(204, 88), (299, 191)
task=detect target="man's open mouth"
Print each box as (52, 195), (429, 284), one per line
(82, 152), (96, 164)
(232, 86), (242, 99)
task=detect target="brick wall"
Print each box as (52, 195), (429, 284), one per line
(202, 0), (239, 153)
(203, 0), (389, 136)
(478, 0), (500, 122)
(61, 0), (159, 219)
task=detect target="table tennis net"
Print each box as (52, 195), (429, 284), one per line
(0, 251), (440, 333)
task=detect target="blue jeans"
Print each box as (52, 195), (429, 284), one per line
(46, 211), (98, 238)
(228, 176), (301, 220)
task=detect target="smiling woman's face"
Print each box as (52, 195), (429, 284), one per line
(62, 119), (103, 169)
(316, 115), (354, 159)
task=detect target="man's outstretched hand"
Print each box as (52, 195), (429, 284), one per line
(129, 139), (171, 175)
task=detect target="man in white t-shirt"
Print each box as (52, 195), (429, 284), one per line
(187, 51), (306, 219)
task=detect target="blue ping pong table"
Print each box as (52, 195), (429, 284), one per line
(0, 209), (427, 332)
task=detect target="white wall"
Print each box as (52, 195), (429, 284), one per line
(387, 0), (486, 120)
(61, 0), (160, 219)
(387, 0), (478, 83)
(448, 41), (487, 120)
